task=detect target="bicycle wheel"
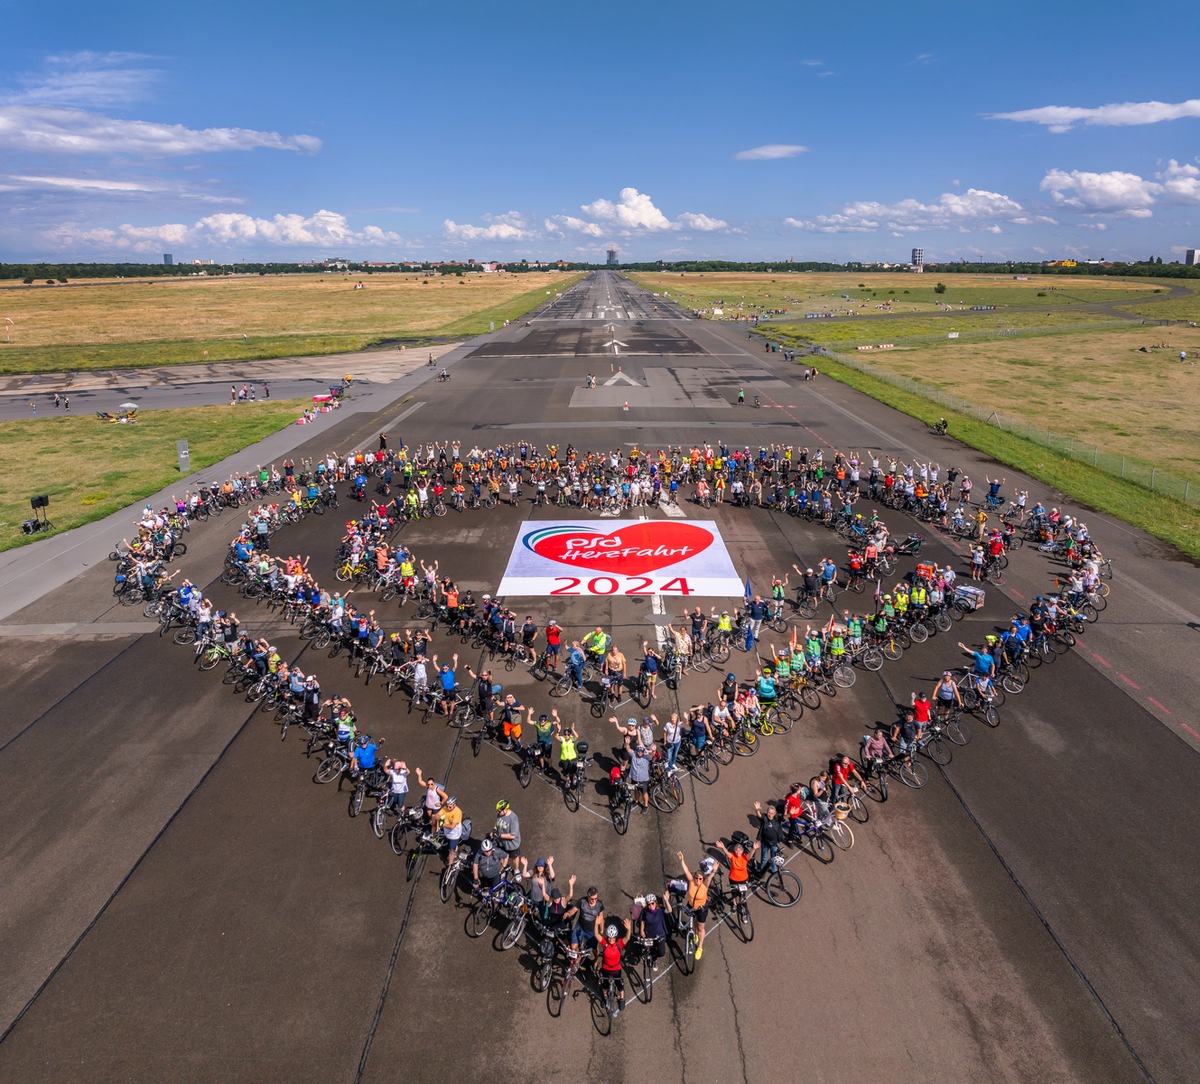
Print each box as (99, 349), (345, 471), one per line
(827, 820), (855, 850)
(199, 650), (223, 672)
(439, 860), (459, 903)
(680, 930), (697, 975)
(808, 834), (834, 863)
(467, 899), (496, 938)
(348, 783), (365, 818)
(765, 707), (793, 734)
(733, 732), (758, 757)
(549, 674), (573, 698)
(899, 760), (929, 788)
(707, 640), (730, 665)
(1001, 671), (1026, 695)
(882, 639), (904, 662)
(371, 803), (388, 838)
(612, 804), (629, 835)
(760, 869), (802, 907)
(563, 784), (580, 812)
(986, 567), (1006, 586)
(860, 647), (884, 671)
(736, 899), (755, 942)
(711, 738), (735, 765)
(847, 791), (869, 824)
(314, 757), (343, 784)
(981, 705), (1000, 728)
(518, 760), (532, 789)
(925, 736), (952, 766)
(500, 913), (527, 951)
(797, 598), (818, 619)
(863, 777), (887, 803)
(533, 959), (553, 994)
(691, 753), (719, 785)
(908, 622), (929, 644)
(945, 716), (972, 746)
(832, 663), (856, 688)
(593, 989), (613, 1035)
(390, 822), (410, 857)
(280, 714), (292, 742)
(172, 626), (197, 645)
(933, 611), (953, 632)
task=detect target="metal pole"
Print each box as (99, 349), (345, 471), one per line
(1151, 468), (1156, 491)
(1121, 457), (1126, 479)
(1093, 448), (1098, 468)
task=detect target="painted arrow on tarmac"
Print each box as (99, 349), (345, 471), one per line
(603, 371), (641, 386)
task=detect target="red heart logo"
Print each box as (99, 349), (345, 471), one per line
(527, 523), (713, 575)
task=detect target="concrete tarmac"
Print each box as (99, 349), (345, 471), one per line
(0, 272), (1193, 1083)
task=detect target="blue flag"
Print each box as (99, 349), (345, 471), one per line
(743, 575), (752, 602)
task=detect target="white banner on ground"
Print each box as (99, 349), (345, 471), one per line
(497, 519), (743, 598)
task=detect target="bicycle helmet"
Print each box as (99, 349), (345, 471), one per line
(699, 857), (716, 875)
(445, 796), (457, 807)
(575, 740), (589, 755)
(495, 799), (510, 812)
(605, 924), (619, 940)
(480, 838), (493, 852)
(645, 893), (657, 905)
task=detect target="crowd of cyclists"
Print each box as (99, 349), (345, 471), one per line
(116, 431), (1113, 1027)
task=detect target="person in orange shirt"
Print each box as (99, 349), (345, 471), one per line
(715, 834), (756, 885)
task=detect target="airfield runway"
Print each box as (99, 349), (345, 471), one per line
(0, 272), (1195, 1083)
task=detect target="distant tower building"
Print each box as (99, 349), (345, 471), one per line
(1186, 249), (1199, 266)
(606, 248), (618, 266)
(911, 248), (924, 273)
(163, 253), (174, 266)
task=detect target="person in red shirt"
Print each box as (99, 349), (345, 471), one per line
(912, 690), (933, 726)
(598, 917), (631, 1015)
(544, 619), (562, 670)
(830, 753), (865, 805)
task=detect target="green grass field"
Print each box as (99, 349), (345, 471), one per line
(0, 401), (308, 550)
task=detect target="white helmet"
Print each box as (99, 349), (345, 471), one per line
(605, 924), (619, 939)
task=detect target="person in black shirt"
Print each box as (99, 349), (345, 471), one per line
(752, 800), (783, 876)
(638, 893), (669, 971)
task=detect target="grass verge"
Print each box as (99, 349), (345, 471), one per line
(807, 356), (1200, 560)
(0, 399), (308, 551)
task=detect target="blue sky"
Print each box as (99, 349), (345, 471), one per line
(3, 1), (1200, 264)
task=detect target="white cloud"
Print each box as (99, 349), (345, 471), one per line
(443, 218), (530, 241)
(800, 59), (824, 67)
(987, 97), (1200, 133)
(44, 209), (403, 253)
(581, 187), (672, 231)
(676, 212), (728, 231)
(10, 174), (159, 194)
(0, 105), (321, 157)
(1040, 168), (1159, 217)
(10, 51), (160, 108)
(544, 215), (605, 237)
(787, 188), (1025, 233)
(734, 144), (808, 161)
(484, 210), (527, 228)
(1159, 158), (1200, 203)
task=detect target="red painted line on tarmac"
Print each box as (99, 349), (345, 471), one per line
(1090, 652), (1113, 669)
(1147, 697), (1172, 716)
(1010, 588), (1025, 599)
(1118, 673), (1140, 690)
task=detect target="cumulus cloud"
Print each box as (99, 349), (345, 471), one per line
(443, 218), (530, 241)
(581, 187), (672, 231)
(787, 188), (1025, 234)
(1159, 158), (1200, 203)
(987, 97), (1200, 133)
(676, 211), (729, 231)
(44, 209), (402, 253)
(734, 144), (808, 160)
(1040, 168), (1159, 217)
(544, 214), (605, 237)
(0, 105), (320, 156)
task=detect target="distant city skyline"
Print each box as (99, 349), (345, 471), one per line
(2, 3), (1199, 264)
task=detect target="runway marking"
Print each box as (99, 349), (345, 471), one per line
(1090, 652), (1113, 669)
(663, 502), (686, 518)
(1147, 697), (1171, 715)
(1117, 673), (1140, 690)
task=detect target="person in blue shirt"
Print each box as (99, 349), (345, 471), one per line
(233, 538), (254, 564)
(432, 652), (460, 715)
(567, 642), (586, 689)
(957, 641), (996, 678)
(745, 595), (769, 641)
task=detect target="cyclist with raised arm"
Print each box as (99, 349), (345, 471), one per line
(598, 917), (632, 1015)
(678, 851), (716, 961)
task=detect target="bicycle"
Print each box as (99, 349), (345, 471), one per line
(712, 872), (754, 942)
(750, 853), (803, 907)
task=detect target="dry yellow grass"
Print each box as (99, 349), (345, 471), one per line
(841, 325), (1200, 476)
(0, 271), (576, 346)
